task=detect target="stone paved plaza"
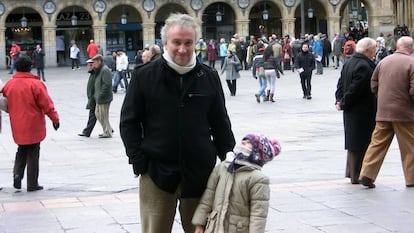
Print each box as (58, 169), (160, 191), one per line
(0, 64), (412, 233)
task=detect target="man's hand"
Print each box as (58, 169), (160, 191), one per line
(335, 102), (342, 111)
(194, 225), (204, 233)
(132, 163), (141, 177)
(53, 122), (60, 130)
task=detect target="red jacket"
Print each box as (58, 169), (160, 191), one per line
(86, 43), (99, 58)
(2, 72), (59, 145)
(10, 44), (21, 59)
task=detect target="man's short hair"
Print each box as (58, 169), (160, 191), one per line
(160, 13), (201, 45)
(150, 44), (161, 55)
(15, 56), (32, 72)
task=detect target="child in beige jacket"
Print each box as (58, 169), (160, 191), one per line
(192, 133), (281, 233)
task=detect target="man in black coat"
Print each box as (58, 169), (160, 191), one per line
(321, 34), (332, 67)
(294, 43), (315, 99)
(335, 37), (377, 184)
(32, 44), (45, 81)
(120, 13), (235, 233)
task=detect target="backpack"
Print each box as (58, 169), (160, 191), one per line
(344, 43), (354, 55)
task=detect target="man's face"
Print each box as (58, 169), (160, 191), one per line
(142, 51), (151, 63)
(164, 25), (195, 66)
(87, 62), (94, 71)
(92, 60), (102, 69)
(302, 44), (309, 52)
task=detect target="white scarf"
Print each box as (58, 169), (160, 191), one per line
(162, 48), (197, 75)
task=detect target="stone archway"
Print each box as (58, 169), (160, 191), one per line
(202, 2), (235, 42)
(249, 1), (282, 39)
(293, 0), (328, 37)
(55, 6), (92, 66)
(337, 0), (369, 39)
(106, 5), (143, 59)
(4, 7), (43, 67)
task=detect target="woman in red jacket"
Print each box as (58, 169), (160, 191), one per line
(2, 56), (60, 192)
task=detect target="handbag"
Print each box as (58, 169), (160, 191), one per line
(235, 63), (242, 72)
(258, 67), (265, 78)
(284, 53), (290, 59)
(233, 56), (242, 72)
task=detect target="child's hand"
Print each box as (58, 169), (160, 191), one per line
(194, 225), (204, 233)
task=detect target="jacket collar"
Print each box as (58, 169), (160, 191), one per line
(12, 72), (40, 80)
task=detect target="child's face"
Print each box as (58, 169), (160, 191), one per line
(241, 139), (253, 150)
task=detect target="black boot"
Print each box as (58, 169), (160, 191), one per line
(263, 90), (270, 101)
(13, 174), (21, 189)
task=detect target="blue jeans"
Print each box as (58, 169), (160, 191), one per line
(112, 71), (124, 91)
(257, 75), (267, 97)
(197, 54), (204, 64)
(220, 56), (226, 69)
(9, 58), (16, 73)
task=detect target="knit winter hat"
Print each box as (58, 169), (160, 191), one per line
(242, 133), (281, 166)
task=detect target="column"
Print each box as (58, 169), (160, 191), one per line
(142, 22), (156, 46)
(234, 20), (250, 37)
(0, 27), (6, 69)
(42, 25), (57, 68)
(281, 18), (295, 38)
(327, 16), (341, 37)
(369, 15), (394, 38)
(93, 25), (107, 55)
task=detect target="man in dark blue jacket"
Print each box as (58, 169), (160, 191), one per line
(120, 13), (235, 233)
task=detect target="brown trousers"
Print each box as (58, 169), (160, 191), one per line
(14, 143), (40, 189)
(360, 121), (414, 185)
(95, 103), (112, 136)
(139, 174), (200, 233)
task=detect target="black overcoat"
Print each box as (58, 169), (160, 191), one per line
(335, 53), (377, 152)
(32, 49), (45, 68)
(120, 57), (235, 198)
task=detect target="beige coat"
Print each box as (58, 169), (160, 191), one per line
(192, 152), (270, 233)
(371, 51), (414, 122)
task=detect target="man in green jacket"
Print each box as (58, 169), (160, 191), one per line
(90, 54), (113, 138)
(78, 59), (97, 137)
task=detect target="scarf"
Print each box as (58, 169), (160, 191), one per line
(162, 48), (197, 75)
(227, 145), (252, 173)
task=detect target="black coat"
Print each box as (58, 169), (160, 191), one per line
(120, 57), (235, 198)
(323, 38), (332, 55)
(295, 50), (315, 77)
(335, 53), (377, 152)
(32, 49), (45, 68)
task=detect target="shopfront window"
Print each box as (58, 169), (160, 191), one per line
(106, 23), (142, 60)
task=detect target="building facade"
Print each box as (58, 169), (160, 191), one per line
(0, 0), (411, 69)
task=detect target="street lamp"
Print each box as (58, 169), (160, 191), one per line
(121, 6), (127, 24)
(71, 7), (77, 26)
(262, 3), (269, 21)
(308, 0), (314, 18)
(216, 4), (223, 22)
(20, 16), (27, 27)
(308, 7), (314, 18)
(121, 14), (127, 24)
(216, 11), (223, 22)
(20, 9), (27, 27)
